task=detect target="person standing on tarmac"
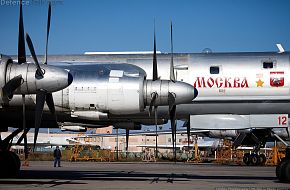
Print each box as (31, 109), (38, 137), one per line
(53, 146), (62, 167)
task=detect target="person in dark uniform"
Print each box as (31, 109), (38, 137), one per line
(53, 146), (62, 167)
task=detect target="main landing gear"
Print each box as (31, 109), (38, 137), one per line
(243, 152), (267, 166)
(0, 128), (22, 177)
(276, 147), (290, 183)
(272, 132), (290, 183)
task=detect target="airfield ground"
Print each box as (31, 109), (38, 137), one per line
(0, 161), (288, 190)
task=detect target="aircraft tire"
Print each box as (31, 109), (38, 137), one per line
(276, 160), (290, 183)
(243, 153), (251, 165)
(259, 154), (266, 166)
(10, 151), (21, 171)
(0, 151), (20, 177)
(250, 154), (260, 166)
(283, 160), (290, 183)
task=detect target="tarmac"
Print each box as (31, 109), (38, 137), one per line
(0, 161), (289, 190)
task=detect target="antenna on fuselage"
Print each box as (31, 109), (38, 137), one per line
(276, 43), (285, 54)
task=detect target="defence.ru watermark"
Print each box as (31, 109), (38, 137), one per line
(0, 0), (63, 6)
(216, 187), (290, 190)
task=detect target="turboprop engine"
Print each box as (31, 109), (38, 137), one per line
(0, 54), (72, 106)
(80, 69), (197, 115)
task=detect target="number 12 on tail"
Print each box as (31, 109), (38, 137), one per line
(278, 115), (288, 126)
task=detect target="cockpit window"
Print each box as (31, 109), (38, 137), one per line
(210, 66), (219, 74)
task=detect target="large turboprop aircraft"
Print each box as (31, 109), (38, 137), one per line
(2, 3), (290, 183)
(7, 48), (290, 181)
(30, 49), (290, 182)
(0, 1), (72, 176)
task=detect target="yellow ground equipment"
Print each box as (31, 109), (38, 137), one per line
(216, 139), (243, 165)
(266, 143), (286, 166)
(70, 145), (113, 162)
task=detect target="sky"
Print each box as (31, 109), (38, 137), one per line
(2, 0), (290, 133)
(1, 0), (290, 56)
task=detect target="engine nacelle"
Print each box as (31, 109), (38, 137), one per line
(104, 72), (197, 114)
(106, 75), (145, 114)
(68, 67), (197, 115)
(0, 54), (72, 106)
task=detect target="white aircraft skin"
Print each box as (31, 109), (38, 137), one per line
(52, 52), (290, 113)
(4, 51), (290, 127)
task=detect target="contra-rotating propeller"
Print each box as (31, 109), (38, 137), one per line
(15, 1), (59, 153)
(168, 22), (177, 162)
(26, 1), (56, 150)
(148, 22), (178, 160)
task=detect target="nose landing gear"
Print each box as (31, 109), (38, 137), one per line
(0, 128), (22, 177)
(0, 151), (21, 177)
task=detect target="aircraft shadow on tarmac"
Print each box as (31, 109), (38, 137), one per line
(0, 170), (278, 186)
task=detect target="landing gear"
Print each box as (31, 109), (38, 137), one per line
(242, 153), (266, 166)
(243, 153), (251, 165)
(0, 128), (23, 177)
(259, 153), (267, 166)
(0, 151), (21, 177)
(276, 147), (290, 183)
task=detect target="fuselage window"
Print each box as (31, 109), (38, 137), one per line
(210, 66), (219, 74)
(263, 62), (273, 69)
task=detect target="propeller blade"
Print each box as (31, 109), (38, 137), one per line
(170, 21), (176, 82)
(18, 0), (26, 64)
(149, 92), (158, 116)
(26, 33), (44, 77)
(170, 104), (177, 162)
(154, 106), (158, 158)
(22, 94), (29, 160)
(2, 75), (23, 98)
(44, 2), (51, 65)
(46, 93), (56, 120)
(24, 133), (29, 160)
(153, 21), (158, 81)
(34, 90), (46, 150)
(168, 92), (175, 113)
(125, 128), (129, 158)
